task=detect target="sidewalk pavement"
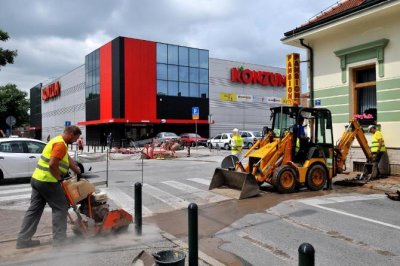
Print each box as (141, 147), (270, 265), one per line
(0, 209), (222, 266)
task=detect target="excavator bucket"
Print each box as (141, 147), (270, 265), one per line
(209, 167), (260, 200)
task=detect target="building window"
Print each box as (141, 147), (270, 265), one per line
(85, 49), (100, 101)
(157, 43), (168, 63)
(156, 43), (208, 99)
(352, 65), (376, 125)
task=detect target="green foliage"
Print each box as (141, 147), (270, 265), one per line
(0, 29), (18, 69)
(0, 84), (29, 129)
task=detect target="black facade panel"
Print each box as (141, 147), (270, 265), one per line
(29, 84), (42, 128)
(156, 96), (209, 120)
(111, 37), (125, 118)
(86, 98), (100, 121)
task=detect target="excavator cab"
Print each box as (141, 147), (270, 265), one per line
(209, 106), (335, 199)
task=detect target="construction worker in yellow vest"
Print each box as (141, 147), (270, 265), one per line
(368, 125), (386, 178)
(231, 128), (243, 159)
(16, 126), (82, 249)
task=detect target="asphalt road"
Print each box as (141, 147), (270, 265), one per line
(1, 148), (399, 265)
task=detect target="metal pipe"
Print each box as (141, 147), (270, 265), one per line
(135, 182), (142, 235)
(188, 203), (198, 266)
(300, 39), (314, 107)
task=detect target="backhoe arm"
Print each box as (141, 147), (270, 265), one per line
(335, 119), (373, 173)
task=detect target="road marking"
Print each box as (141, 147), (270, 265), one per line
(162, 180), (228, 202)
(299, 194), (400, 231)
(299, 194), (386, 205)
(0, 183), (31, 190)
(0, 193), (31, 202)
(0, 187), (32, 196)
(187, 178), (210, 186)
(100, 187), (152, 217)
(143, 184), (191, 209)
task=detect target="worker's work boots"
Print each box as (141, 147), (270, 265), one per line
(16, 239), (40, 249)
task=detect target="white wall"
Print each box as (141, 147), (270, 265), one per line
(41, 65), (86, 141)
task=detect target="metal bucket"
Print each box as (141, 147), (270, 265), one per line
(153, 250), (186, 266)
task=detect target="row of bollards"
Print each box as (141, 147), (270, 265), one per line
(134, 182), (315, 266)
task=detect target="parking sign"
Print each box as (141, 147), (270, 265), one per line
(192, 107), (199, 120)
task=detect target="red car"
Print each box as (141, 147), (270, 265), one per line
(180, 133), (208, 147)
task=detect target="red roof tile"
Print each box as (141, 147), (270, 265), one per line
(304, 0), (365, 26)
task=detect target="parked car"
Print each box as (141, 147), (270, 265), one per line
(240, 131), (262, 148)
(207, 133), (232, 150)
(0, 138), (89, 181)
(154, 132), (181, 143)
(180, 133), (208, 147)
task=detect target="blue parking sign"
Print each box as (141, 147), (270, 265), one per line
(192, 107), (199, 120)
(65, 121), (71, 126)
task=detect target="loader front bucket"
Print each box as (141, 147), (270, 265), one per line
(209, 167), (260, 200)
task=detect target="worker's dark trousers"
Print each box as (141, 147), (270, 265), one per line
(17, 178), (69, 242)
(372, 152), (383, 178)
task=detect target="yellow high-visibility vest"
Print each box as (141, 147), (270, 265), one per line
(231, 135), (243, 155)
(371, 130), (386, 152)
(32, 135), (69, 183)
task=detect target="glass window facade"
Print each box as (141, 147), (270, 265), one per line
(85, 49), (100, 100)
(157, 43), (208, 98)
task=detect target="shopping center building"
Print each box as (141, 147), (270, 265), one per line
(30, 37), (286, 145)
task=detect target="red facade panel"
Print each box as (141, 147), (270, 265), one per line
(124, 38), (157, 122)
(100, 42), (113, 120)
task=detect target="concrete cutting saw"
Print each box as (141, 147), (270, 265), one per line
(61, 176), (133, 236)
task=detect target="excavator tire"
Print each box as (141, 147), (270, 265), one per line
(272, 165), (297, 193)
(306, 164), (327, 191)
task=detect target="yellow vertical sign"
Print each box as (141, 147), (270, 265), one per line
(286, 53), (301, 106)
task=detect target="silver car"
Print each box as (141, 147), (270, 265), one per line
(240, 131), (262, 148)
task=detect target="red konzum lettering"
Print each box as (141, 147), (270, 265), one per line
(42, 82), (61, 101)
(231, 68), (286, 87)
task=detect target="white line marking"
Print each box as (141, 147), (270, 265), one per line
(0, 183), (31, 189)
(299, 194), (385, 205)
(0, 187), (32, 196)
(100, 187), (152, 217)
(0, 193), (31, 202)
(162, 180), (228, 202)
(300, 194), (400, 230)
(187, 178), (210, 186)
(143, 184), (190, 209)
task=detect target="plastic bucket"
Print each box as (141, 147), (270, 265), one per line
(153, 250), (186, 266)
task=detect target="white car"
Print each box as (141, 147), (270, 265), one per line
(0, 138), (88, 181)
(207, 133), (232, 150)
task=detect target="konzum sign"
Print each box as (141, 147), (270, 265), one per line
(42, 81), (61, 101)
(231, 67), (286, 87)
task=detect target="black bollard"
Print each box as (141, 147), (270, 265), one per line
(298, 242), (315, 266)
(188, 203), (198, 266)
(187, 145), (191, 157)
(134, 182), (142, 235)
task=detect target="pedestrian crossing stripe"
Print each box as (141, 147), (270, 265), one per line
(187, 178), (210, 186)
(0, 187), (31, 196)
(100, 187), (152, 217)
(143, 183), (191, 209)
(162, 180), (228, 202)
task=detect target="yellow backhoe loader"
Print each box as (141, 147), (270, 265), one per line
(209, 106), (378, 199)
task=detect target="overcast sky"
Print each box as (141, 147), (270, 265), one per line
(0, 0), (332, 95)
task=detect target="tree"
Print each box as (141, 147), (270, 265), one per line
(0, 29), (18, 69)
(0, 84), (30, 133)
